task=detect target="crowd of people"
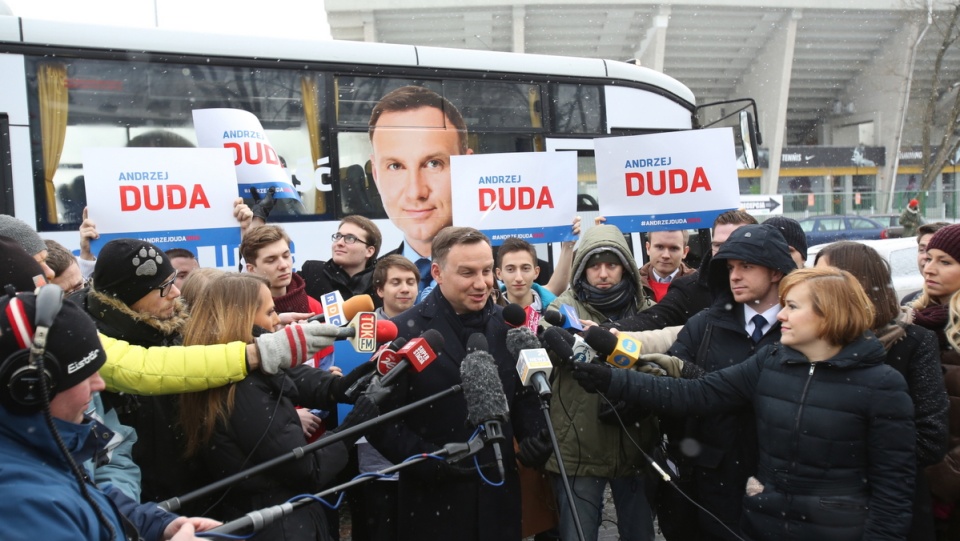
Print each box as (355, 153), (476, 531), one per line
(0, 82), (957, 541)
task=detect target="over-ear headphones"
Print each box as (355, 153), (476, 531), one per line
(0, 284), (65, 413)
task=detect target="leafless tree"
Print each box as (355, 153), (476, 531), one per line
(920, 2), (960, 192)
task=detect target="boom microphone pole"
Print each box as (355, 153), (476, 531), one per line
(203, 436), (486, 538)
(507, 327), (586, 541)
(159, 384), (463, 512)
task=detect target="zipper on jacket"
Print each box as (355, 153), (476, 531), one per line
(790, 363), (817, 469)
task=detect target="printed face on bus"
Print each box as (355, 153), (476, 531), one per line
(370, 106), (472, 258)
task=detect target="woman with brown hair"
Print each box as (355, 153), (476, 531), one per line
(816, 241), (948, 540)
(178, 273), (375, 541)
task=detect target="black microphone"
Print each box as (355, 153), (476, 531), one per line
(503, 303), (526, 328)
(542, 326), (576, 366)
(543, 309), (566, 327)
(460, 333), (508, 481)
(378, 329), (445, 388)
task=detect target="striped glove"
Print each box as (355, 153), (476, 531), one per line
(256, 323), (339, 374)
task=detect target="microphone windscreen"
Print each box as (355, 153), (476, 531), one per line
(420, 328), (446, 353)
(466, 332), (487, 354)
(343, 294), (375, 319)
(461, 348), (509, 426)
(542, 327), (575, 365)
(389, 337), (408, 351)
(543, 309), (565, 327)
(376, 319), (399, 343)
(506, 327), (540, 358)
(502, 303), (526, 328)
(583, 326), (618, 356)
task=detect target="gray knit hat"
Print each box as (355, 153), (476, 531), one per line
(0, 215), (46, 256)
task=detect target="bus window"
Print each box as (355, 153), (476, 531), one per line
(442, 80), (542, 130)
(27, 57), (330, 227)
(549, 83), (602, 134)
(336, 76), (440, 128)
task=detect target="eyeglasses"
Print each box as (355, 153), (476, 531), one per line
(154, 275), (177, 297)
(331, 233), (370, 246)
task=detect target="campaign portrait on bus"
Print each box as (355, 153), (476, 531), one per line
(367, 85), (472, 259)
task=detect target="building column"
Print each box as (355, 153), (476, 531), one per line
(512, 5), (525, 53)
(731, 9), (801, 195)
(362, 11), (377, 42)
(835, 16), (921, 213)
(635, 5), (670, 72)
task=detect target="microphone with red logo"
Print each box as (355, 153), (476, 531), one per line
(503, 303), (542, 335)
(373, 337), (409, 377)
(378, 329), (445, 387)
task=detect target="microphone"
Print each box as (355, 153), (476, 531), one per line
(508, 327), (552, 399)
(543, 304), (584, 332)
(378, 329), (445, 387)
(340, 337), (409, 402)
(542, 326), (596, 366)
(460, 333), (508, 481)
(323, 317), (397, 347)
(342, 312), (396, 353)
(542, 327), (576, 366)
(583, 326), (641, 369)
(503, 303), (526, 328)
(308, 294), (374, 324)
(374, 337), (409, 376)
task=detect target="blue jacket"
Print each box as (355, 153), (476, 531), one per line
(497, 282), (557, 314)
(0, 406), (176, 541)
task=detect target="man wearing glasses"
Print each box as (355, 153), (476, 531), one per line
(74, 238), (190, 505)
(300, 215), (382, 307)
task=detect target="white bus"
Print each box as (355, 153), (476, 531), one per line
(0, 15), (752, 268)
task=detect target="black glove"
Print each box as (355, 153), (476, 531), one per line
(571, 362), (612, 394)
(250, 186), (277, 221)
(331, 395), (379, 444)
(517, 428), (553, 468)
(331, 361), (377, 403)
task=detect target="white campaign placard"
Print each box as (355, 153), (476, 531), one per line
(594, 128), (741, 232)
(82, 147), (242, 268)
(451, 151), (578, 245)
(193, 108), (301, 201)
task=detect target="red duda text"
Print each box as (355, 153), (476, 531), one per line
(224, 141), (280, 166)
(625, 167), (712, 196)
(479, 186), (554, 211)
(120, 184), (211, 211)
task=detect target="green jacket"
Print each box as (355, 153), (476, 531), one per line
(544, 225), (657, 478)
(899, 206), (921, 237)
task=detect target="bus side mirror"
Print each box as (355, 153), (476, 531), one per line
(739, 110), (760, 170)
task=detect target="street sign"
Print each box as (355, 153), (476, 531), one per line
(740, 195), (783, 216)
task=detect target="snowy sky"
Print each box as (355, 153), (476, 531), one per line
(2, 0), (331, 38)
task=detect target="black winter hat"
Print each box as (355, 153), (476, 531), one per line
(709, 224), (796, 292)
(0, 288), (106, 411)
(763, 216), (808, 260)
(92, 239), (176, 306)
(0, 237), (47, 292)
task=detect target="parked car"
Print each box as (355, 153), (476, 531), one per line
(796, 215), (886, 245)
(806, 237), (922, 300)
(869, 213), (907, 239)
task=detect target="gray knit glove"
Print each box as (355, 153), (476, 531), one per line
(256, 323), (339, 374)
